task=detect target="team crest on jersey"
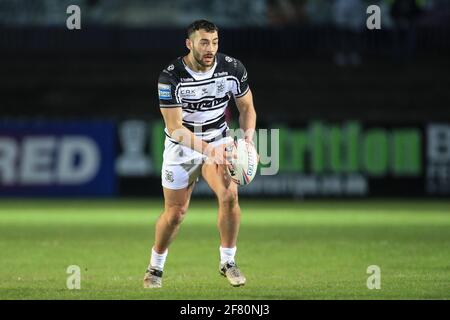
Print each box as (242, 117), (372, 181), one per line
(216, 79), (226, 94)
(158, 83), (172, 100)
(165, 170), (174, 183)
(225, 56), (233, 63)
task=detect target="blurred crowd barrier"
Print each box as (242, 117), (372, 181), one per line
(1, 51), (449, 123)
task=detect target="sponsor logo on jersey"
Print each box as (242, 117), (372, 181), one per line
(185, 95), (229, 111)
(225, 56), (233, 63)
(167, 64), (174, 71)
(158, 83), (172, 100)
(241, 71), (248, 83)
(180, 88), (197, 98)
(214, 72), (228, 77)
(180, 77), (194, 82)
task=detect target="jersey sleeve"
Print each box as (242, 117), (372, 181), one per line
(157, 70), (182, 108)
(231, 59), (250, 98)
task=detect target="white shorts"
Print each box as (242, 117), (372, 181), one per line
(161, 136), (233, 190)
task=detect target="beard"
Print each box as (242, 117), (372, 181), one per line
(193, 50), (215, 67)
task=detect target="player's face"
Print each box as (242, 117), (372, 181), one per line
(190, 30), (218, 67)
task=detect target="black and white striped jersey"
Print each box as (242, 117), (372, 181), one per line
(157, 52), (249, 142)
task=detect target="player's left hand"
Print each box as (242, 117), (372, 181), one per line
(207, 143), (235, 167)
(244, 137), (260, 164)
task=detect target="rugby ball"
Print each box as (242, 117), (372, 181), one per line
(227, 139), (258, 186)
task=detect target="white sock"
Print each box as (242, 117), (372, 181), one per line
(149, 247), (168, 271)
(220, 246), (237, 265)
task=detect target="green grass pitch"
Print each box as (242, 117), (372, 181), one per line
(0, 199), (449, 300)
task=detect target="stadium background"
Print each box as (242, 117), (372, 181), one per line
(0, 0), (449, 300)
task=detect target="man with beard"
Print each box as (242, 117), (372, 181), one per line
(144, 20), (257, 288)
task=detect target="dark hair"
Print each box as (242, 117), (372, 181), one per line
(186, 19), (219, 38)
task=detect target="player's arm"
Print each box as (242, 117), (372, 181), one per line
(232, 58), (256, 143)
(160, 107), (227, 164)
(160, 107), (207, 154)
(235, 89), (257, 143)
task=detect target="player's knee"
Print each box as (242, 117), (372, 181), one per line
(218, 189), (238, 208)
(165, 205), (187, 227)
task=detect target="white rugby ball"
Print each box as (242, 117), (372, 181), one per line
(227, 139), (258, 186)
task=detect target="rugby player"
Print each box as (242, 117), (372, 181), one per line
(144, 19), (257, 288)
